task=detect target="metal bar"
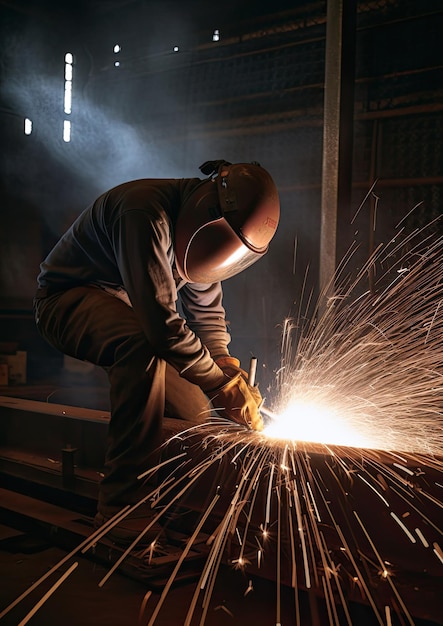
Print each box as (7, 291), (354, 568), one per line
(0, 395), (110, 424)
(319, 0), (357, 305)
(280, 176), (443, 193)
(62, 445), (78, 488)
(248, 356), (257, 386)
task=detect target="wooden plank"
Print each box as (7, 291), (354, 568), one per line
(0, 395), (110, 424)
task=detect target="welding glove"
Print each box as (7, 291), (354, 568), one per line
(216, 355), (263, 408)
(208, 371), (264, 431)
(215, 356), (249, 380)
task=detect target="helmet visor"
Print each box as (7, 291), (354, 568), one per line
(181, 217), (265, 284)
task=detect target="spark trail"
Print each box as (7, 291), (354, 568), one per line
(140, 220), (443, 623)
(270, 220), (443, 455)
(2, 222), (443, 625)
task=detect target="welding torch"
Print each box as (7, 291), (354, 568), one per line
(248, 356), (278, 424)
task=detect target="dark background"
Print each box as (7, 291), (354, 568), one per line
(1, 0), (442, 390)
(0, 5), (442, 625)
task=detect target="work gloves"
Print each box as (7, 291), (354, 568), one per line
(209, 356), (264, 431)
(215, 355), (249, 380)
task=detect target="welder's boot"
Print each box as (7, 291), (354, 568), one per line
(94, 504), (165, 547)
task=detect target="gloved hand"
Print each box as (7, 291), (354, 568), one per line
(208, 372), (264, 431)
(216, 355), (263, 409)
(215, 356), (249, 380)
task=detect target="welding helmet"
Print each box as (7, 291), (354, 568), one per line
(174, 160), (280, 283)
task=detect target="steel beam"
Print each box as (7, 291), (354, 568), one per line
(319, 0), (357, 304)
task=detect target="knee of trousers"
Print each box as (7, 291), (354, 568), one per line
(112, 330), (156, 366)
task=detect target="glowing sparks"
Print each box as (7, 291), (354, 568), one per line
(260, 220), (443, 456)
(263, 399), (378, 448)
(432, 542), (443, 565)
(3, 418), (442, 625)
(3, 216), (443, 626)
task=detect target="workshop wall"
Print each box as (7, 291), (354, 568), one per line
(0, 0), (442, 389)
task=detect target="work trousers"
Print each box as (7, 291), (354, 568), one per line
(34, 286), (211, 515)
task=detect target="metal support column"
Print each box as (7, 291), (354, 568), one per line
(319, 0), (357, 306)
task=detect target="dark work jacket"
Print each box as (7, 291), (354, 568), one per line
(35, 178), (230, 391)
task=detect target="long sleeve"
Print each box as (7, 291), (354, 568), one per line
(180, 281), (231, 359)
(111, 207), (226, 390)
(36, 178), (228, 391)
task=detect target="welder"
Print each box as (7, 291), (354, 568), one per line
(33, 160), (280, 543)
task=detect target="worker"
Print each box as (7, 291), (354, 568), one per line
(33, 159), (280, 543)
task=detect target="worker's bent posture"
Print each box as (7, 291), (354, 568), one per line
(34, 160), (280, 543)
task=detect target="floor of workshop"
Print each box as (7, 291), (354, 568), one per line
(0, 520), (409, 626)
(1, 489), (441, 626)
(0, 377), (441, 626)
(0, 525), (332, 626)
(0, 379), (308, 626)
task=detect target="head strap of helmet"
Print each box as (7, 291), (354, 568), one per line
(199, 160), (231, 177)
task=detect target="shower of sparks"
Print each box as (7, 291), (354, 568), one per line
(2, 219), (443, 625)
(266, 218), (443, 456)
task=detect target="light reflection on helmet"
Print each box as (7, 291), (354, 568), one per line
(175, 160), (280, 283)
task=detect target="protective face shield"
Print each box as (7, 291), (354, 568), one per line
(174, 160), (280, 284)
